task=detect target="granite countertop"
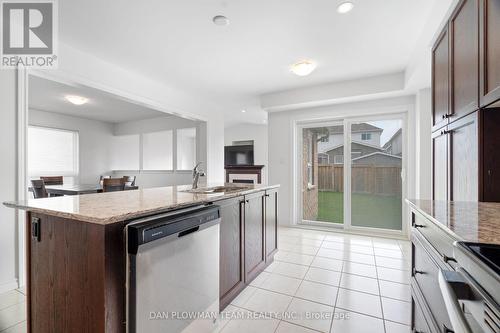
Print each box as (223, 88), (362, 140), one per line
(407, 199), (500, 244)
(3, 184), (280, 225)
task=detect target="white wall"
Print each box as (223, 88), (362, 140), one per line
(415, 88), (432, 199)
(224, 124), (269, 184)
(112, 116), (205, 188)
(0, 70), (19, 293)
(268, 95), (416, 226)
(29, 109), (114, 184)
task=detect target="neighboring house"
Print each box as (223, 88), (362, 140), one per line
(383, 128), (402, 156)
(322, 142), (383, 164)
(352, 152), (402, 166)
(317, 123), (383, 153)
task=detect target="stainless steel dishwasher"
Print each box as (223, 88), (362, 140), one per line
(126, 205), (220, 333)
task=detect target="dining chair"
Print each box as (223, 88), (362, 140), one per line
(99, 175), (111, 186)
(40, 176), (63, 185)
(31, 180), (48, 199)
(102, 178), (126, 192)
(123, 176), (136, 187)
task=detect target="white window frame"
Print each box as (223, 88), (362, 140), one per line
(294, 112), (408, 238)
(361, 132), (372, 141)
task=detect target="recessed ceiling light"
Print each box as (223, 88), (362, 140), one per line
(213, 15), (229, 26)
(65, 95), (88, 105)
(290, 60), (317, 76)
(241, 109), (246, 113)
(337, 2), (354, 14)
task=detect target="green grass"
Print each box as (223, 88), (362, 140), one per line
(316, 191), (402, 230)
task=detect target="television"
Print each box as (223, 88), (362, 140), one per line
(224, 145), (254, 166)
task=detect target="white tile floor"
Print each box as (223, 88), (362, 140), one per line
(0, 288), (26, 333)
(0, 226), (412, 333)
(218, 227), (412, 333)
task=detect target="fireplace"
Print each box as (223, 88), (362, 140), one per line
(225, 165), (264, 184)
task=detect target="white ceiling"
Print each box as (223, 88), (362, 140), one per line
(57, 0), (439, 125)
(29, 75), (170, 123)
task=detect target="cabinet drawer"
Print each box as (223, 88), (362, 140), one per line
(411, 232), (452, 331)
(412, 211), (458, 267)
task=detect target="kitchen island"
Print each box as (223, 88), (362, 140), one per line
(4, 184), (279, 333)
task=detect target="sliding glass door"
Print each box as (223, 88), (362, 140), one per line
(349, 119), (403, 230)
(301, 124), (344, 225)
(299, 115), (404, 233)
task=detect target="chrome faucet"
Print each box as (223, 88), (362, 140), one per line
(192, 162), (206, 189)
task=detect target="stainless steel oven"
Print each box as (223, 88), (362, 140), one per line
(439, 242), (500, 333)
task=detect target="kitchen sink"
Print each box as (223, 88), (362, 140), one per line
(181, 185), (250, 194)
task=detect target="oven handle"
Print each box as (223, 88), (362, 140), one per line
(438, 269), (473, 333)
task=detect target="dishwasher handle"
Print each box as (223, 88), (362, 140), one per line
(438, 270), (473, 333)
(178, 226), (200, 238)
(127, 206), (220, 254)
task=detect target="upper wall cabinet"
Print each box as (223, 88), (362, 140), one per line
(479, 0), (500, 107)
(450, 0), (479, 119)
(432, 28), (450, 131)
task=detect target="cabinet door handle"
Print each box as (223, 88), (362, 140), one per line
(245, 200), (249, 203)
(31, 217), (41, 242)
(413, 224), (425, 229)
(413, 268), (424, 276)
(264, 194), (270, 197)
(443, 255), (457, 264)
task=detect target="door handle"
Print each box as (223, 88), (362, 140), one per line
(413, 224), (425, 229)
(438, 270), (473, 333)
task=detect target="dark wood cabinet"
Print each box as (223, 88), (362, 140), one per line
(244, 192), (266, 282)
(432, 129), (448, 201)
(27, 213), (125, 333)
(218, 189), (278, 309)
(432, 28), (451, 131)
(265, 189), (278, 262)
(481, 108), (500, 201)
(450, 0), (479, 119)
(479, 0), (500, 107)
(449, 112), (479, 201)
(219, 196), (245, 310)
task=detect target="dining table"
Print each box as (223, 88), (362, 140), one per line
(29, 184), (139, 196)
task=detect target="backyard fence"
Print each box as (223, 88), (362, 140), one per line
(318, 164), (402, 196)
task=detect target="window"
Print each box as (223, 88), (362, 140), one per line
(320, 136), (329, 142)
(143, 130), (173, 170)
(361, 133), (372, 141)
(177, 128), (197, 170)
(333, 155), (344, 164)
(110, 134), (140, 170)
(28, 126), (79, 181)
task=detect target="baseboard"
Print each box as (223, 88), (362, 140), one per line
(0, 279), (19, 294)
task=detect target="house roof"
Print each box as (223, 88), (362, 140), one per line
(351, 152), (402, 162)
(322, 141), (383, 154)
(327, 123), (382, 134)
(382, 128), (402, 149)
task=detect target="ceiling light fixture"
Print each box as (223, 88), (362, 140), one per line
(241, 109), (246, 113)
(337, 1), (354, 14)
(213, 15), (229, 26)
(65, 95), (88, 105)
(290, 60), (317, 76)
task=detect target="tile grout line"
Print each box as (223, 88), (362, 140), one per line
(373, 253), (387, 333)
